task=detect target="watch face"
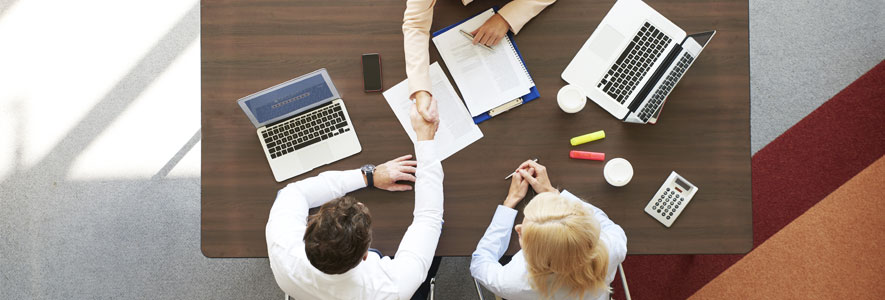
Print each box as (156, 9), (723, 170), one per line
(362, 164), (375, 173)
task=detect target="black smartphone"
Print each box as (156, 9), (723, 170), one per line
(361, 53), (383, 92)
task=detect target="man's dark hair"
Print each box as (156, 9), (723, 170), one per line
(304, 196), (373, 274)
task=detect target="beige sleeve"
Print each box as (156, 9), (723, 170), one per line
(497, 0), (556, 34)
(403, 0), (437, 98)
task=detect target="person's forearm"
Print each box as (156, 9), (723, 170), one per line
(472, 206), (517, 261)
(390, 140), (443, 298)
(290, 169), (367, 208)
(411, 140), (443, 226)
(498, 0), (556, 34)
(469, 205), (517, 292)
(394, 141), (443, 254)
(403, 0), (435, 96)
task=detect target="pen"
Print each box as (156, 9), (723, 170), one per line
(459, 29), (495, 51)
(504, 158), (539, 180)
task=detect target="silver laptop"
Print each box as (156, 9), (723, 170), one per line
(562, 0), (715, 124)
(237, 69), (361, 182)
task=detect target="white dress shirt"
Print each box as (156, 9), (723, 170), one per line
(470, 190), (628, 300)
(266, 140), (444, 300)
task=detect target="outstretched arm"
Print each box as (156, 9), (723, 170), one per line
(387, 140), (444, 299)
(403, 0), (439, 122)
(384, 96), (442, 299)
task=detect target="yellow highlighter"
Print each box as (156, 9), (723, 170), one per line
(570, 130), (605, 146)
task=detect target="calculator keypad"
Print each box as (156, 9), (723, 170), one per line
(644, 172), (698, 227)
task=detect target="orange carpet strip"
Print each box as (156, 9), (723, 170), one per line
(690, 155), (885, 299)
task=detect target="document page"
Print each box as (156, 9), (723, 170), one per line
(383, 62), (483, 161)
(432, 8), (533, 117)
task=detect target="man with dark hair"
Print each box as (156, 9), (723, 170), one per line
(266, 98), (442, 299)
(303, 196), (374, 275)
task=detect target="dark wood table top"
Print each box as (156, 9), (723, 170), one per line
(202, 0), (750, 257)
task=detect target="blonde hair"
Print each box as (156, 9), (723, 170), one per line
(521, 192), (610, 299)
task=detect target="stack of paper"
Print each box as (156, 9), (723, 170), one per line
(432, 8), (534, 117)
(382, 62), (483, 161)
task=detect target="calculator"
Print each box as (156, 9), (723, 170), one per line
(644, 171), (699, 227)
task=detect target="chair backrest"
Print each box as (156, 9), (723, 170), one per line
(612, 264), (632, 300)
(473, 278), (504, 300)
(472, 264), (630, 300)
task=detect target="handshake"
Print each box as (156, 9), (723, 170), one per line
(410, 91), (440, 141)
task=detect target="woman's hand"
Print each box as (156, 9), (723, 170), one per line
(471, 13), (510, 47)
(517, 160), (557, 194)
(503, 170), (530, 208)
(409, 96), (439, 141)
(413, 91), (439, 123)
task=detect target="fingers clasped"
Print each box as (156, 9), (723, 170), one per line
(514, 160), (556, 194)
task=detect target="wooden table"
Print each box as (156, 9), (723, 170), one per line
(202, 0), (750, 257)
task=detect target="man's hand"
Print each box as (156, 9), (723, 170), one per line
(409, 96), (439, 141)
(517, 160), (557, 194)
(413, 91), (439, 122)
(471, 13), (510, 47)
(372, 155), (419, 191)
(503, 171), (530, 209)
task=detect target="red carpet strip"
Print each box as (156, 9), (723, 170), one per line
(610, 59), (885, 300)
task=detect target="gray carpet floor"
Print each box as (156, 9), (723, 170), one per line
(0, 0), (882, 299)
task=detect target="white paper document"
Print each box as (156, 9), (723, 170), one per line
(432, 8), (534, 117)
(383, 62), (483, 161)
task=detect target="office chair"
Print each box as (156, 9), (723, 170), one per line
(287, 264), (630, 300)
(614, 264), (632, 300)
(464, 264), (631, 300)
(425, 277), (500, 300)
(473, 278), (503, 300)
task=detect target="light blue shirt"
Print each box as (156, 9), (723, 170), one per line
(469, 190), (628, 300)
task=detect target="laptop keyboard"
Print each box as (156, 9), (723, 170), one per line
(638, 52), (695, 122)
(597, 22), (672, 104)
(261, 102), (350, 159)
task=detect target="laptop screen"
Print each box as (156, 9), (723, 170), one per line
(239, 70), (339, 127)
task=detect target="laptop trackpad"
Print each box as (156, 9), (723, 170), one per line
(299, 143), (334, 168)
(590, 24), (625, 61)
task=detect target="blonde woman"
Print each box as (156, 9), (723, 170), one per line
(470, 160), (627, 300)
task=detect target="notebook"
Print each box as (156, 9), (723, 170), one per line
(383, 62), (483, 161)
(432, 8), (539, 123)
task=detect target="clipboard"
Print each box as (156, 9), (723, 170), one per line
(432, 7), (540, 124)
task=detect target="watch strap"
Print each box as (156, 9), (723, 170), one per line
(362, 164), (375, 188)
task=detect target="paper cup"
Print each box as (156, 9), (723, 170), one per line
(604, 158), (633, 187)
(557, 85), (587, 113)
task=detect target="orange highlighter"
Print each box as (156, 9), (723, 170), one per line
(570, 150), (605, 161)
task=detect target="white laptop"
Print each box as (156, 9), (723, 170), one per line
(237, 69), (361, 182)
(562, 0), (715, 124)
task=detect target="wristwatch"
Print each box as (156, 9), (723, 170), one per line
(361, 164), (376, 188)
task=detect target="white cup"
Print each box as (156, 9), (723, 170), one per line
(557, 84), (587, 113)
(603, 158), (633, 187)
